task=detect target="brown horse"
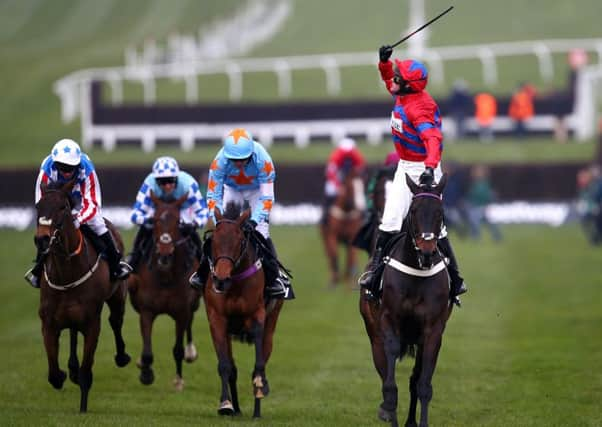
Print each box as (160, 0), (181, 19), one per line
(204, 203), (283, 418)
(320, 166), (365, 289)
(362, 175), (453, 427)
(35, 180), (130, 413)
(127, 191), (202, 391)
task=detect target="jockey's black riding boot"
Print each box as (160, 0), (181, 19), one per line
(187, 228), (204, 262)
(189, 236), (211, 290)
(264, 238), (291, 299)
(358, 230), (393, 298)
(125, 226), (151, 272)
(438, 236), (467, 307)
(99, 231), (131, 281)
(24, 246), (45, 288)
(189, 254), (209, 291)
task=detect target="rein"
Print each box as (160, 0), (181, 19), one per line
(210, 219), (260, 283)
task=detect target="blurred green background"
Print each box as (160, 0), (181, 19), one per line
(1, 0), (601, 167)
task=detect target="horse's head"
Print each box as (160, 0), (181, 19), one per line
(210, 203), (250, 292)
(35, 180), (78, 256)
(405, 173), (447, 269)
(150, 191), (187, 271)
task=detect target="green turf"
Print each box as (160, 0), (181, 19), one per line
(1, 224), (601, 426)
(1, 1), (601, 167)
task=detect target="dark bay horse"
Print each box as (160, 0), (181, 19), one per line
(204, 203), (283, 418)
(320, 166), (365, 289)
(35, 181), (130, 413)
(127, 191), (202, 391)
(362, 174), (453, 427)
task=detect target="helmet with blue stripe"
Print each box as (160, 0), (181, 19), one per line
(152, 156), (180, 178)
(223, 128), (255, 159)
(51, 139), (81, 166)
(394, 59), (428, 92)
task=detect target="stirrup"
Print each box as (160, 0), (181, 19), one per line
(24, 269), (40, 289)
(357, 270), (375, 288)
(452, 296), (462, 307)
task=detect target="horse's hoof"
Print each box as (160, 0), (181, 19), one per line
(253, 375), (269, 398)
(218, 400), (234, 416)
(184, 343), (198, 363)
(173, 376), (184, 392)
(69, 369), (79, 385)
(49, 370), (67, 390)
(139, 368), (154, 385)
(378, 406), (396, 423)
(115, 352), (131, 367)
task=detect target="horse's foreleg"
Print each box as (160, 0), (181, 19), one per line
(42, 324), (66, 390)
(172, 314), (187, 391)
(405, 346), (423, 427)
(322, 228), (339, 287)
(207, 311), (235, 416)
(226, 338), (241, 415)
(262, 300), (283, 364)
(138, 311), (156, 385)
(68, 328), (80, 385)
(346, 245), (359, 289)
(252, 312), (267, 418)
(79, 318), (101, 413)
(359, 298), (386, 382)
(184, 313), (198, 363)
(106, 283), (131, 367)
(379, 316), (400, 427)
(416, 324), (444, 427)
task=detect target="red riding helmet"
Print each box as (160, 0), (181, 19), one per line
(394, 59), (428, 92)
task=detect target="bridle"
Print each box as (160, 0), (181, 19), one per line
(210, 219), (249, 271)
(39, 192), (84, 259)
(407, 191), (444, 267)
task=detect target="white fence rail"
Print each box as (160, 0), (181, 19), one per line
(53, 38), (602, 148)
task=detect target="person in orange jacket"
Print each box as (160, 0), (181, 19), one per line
(508, 83), (535, 138)
(474, 92), (497, 142)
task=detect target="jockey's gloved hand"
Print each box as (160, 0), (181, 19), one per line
(379, 45), (393, 62)
(419, 167), (435, 187)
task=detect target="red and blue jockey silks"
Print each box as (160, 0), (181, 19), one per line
(379, 59), (443, 169)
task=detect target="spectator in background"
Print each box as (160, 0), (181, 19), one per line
(442, 162), (469, 238)
(576, 165), (602, 245)
(508, 82), (536, 139)
(465, 165), (502, 242)
(474, 92), (497, 142)
(448, 79), (473, 140)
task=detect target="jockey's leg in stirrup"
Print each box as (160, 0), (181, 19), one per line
(125, 225), (152, 273)
(80, 219), (131, 281)
(24, 240), (47, 288)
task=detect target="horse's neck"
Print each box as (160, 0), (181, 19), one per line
(47, 234), (96, 281)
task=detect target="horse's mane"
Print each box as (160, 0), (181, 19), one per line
(223, 202), (242, 220)
(46, 181), (66, 191)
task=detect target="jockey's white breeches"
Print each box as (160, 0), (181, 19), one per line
(379, 159), (447, 237)
(79, 210), (108, 235)
(223, 185), (270, 239)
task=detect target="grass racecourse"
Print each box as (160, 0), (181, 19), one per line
(1, 224), (601, 427)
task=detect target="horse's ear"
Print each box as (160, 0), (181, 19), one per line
(239, 209), (251, 225)
(175, 193), (188, 208)
(435, 173), (448, 195)
(405, 173), (420, 195)
(149, 190), (160, 205)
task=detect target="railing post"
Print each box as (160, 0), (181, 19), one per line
(320, 57), (341, 96)
(533, 42), (554, 82)
(274, 59), (292, 98)
(478, 47), (498, 86)
(226, 62), (242, 101)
